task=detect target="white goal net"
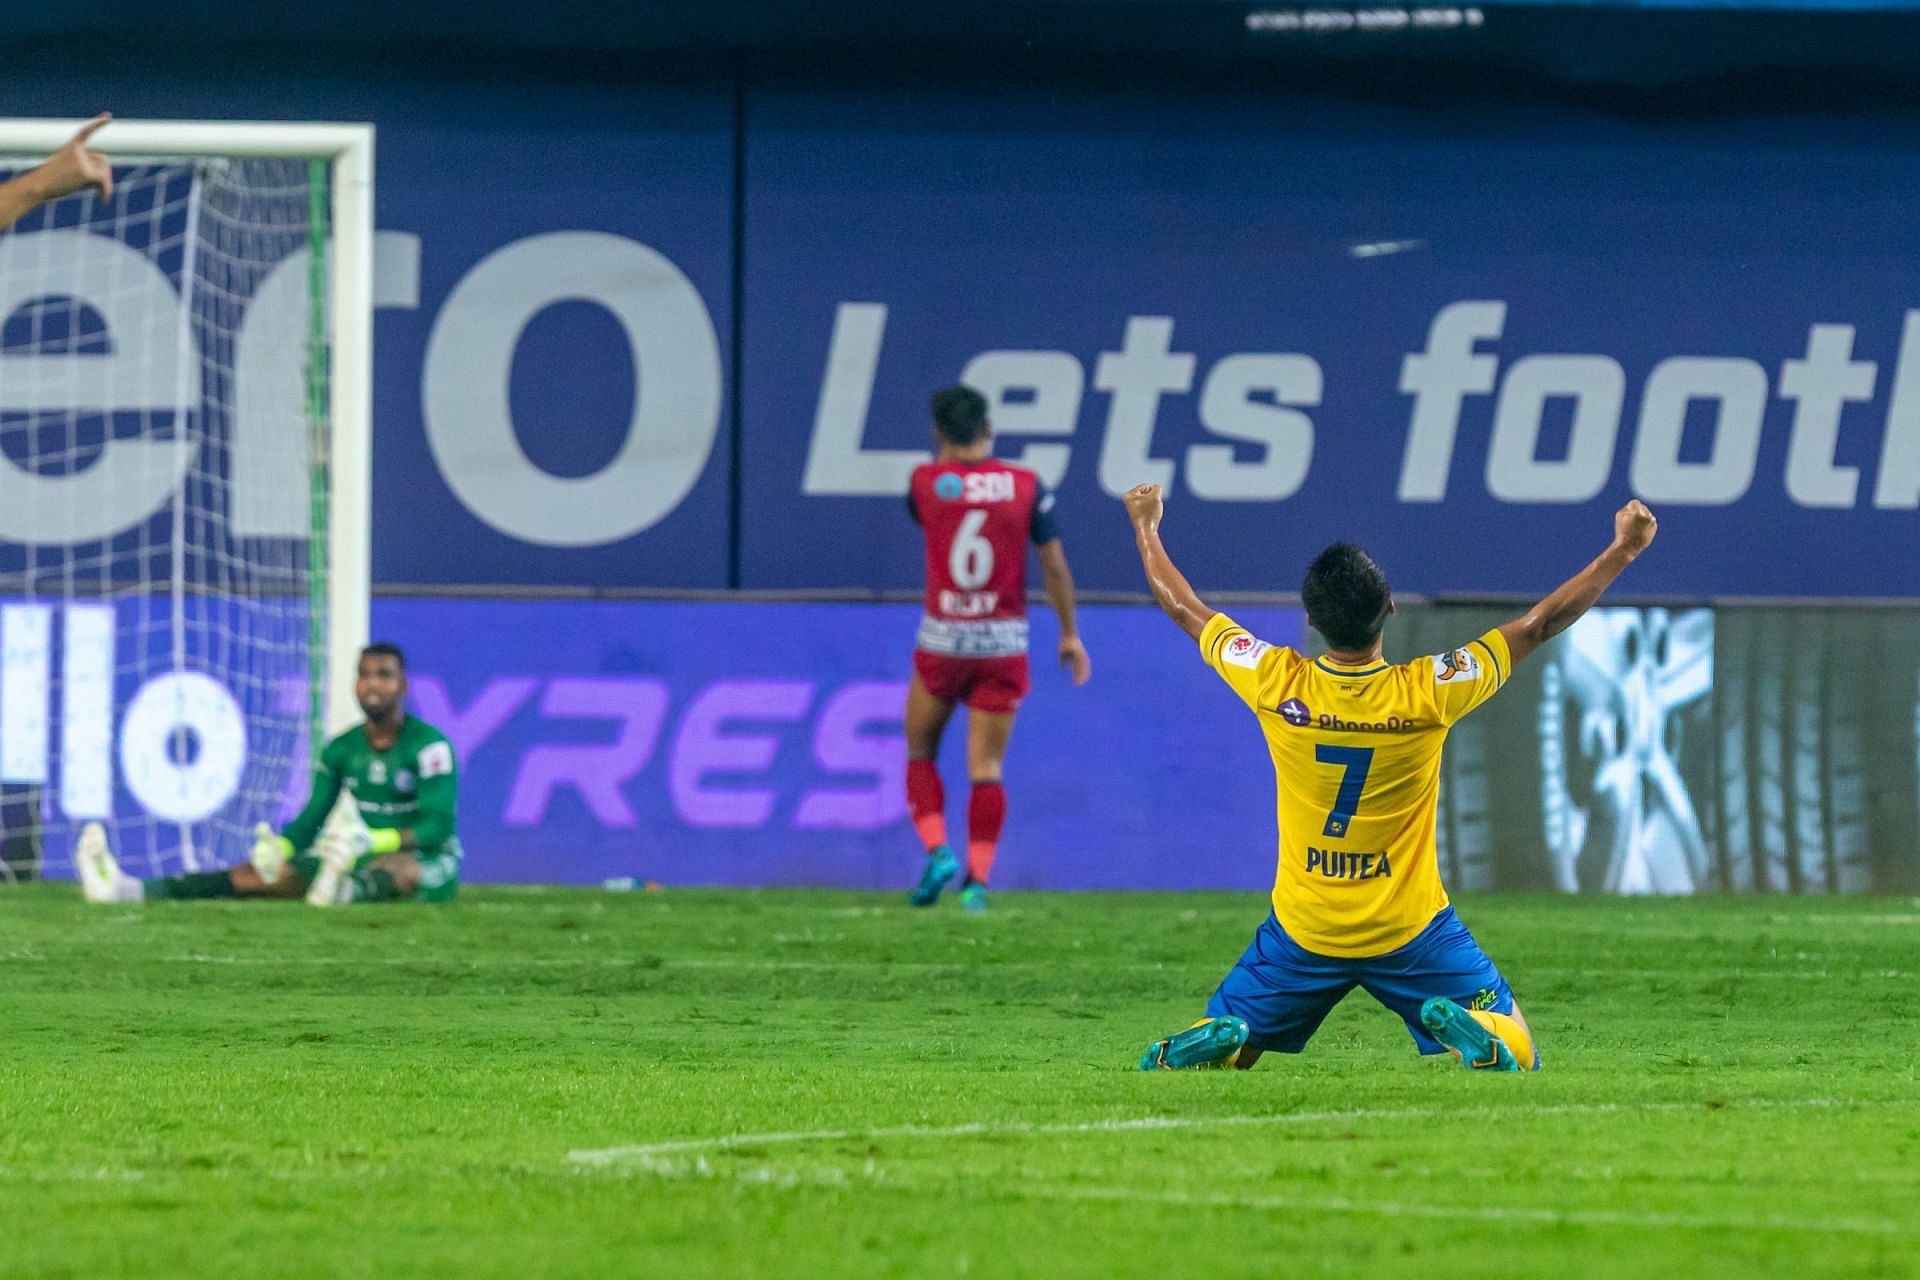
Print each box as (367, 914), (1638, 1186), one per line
(0, 122), (371, 880)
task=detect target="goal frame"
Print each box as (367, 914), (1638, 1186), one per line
(0, 117), (374, 740)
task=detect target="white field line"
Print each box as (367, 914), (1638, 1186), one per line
(139, 953), (1915, 981)
(975, 1182), (1920, 1239)
(0, 1166), (144, 1183)
(566, 1096), (1900, 1167)
(567, 1114), (1918, 1240)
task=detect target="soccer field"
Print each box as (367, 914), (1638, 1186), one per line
(3, 888), (1916, 1279)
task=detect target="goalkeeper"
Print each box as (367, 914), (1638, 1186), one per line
(79, 643), (462, 906)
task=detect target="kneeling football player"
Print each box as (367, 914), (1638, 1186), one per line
(79, 643), (462, 907)
(1123, 482), (1658, 1072)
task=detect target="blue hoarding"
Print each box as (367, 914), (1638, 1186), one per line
(374, 598), (1304, 889)
(5, 76), (1920, 597)
(741, 89), (1920, 599)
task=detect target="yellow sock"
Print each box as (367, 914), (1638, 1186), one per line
(1468, 1009), (1537, 1070)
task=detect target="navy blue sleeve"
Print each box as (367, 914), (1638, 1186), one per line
(1029, 480), (1060, 545)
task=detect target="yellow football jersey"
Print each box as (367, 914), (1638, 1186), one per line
(1199, 612), (1512, 958)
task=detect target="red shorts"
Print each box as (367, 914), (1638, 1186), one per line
(913, 650), (1031, 714)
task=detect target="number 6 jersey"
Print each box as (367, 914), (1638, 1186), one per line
(907, 459), (1060, 658)
(1198, 612), (1514, 958)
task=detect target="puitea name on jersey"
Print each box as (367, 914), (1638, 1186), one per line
(1306, 847), (1394, 880)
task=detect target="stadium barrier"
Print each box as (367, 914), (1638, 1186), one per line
(357, 598), (1920, 894)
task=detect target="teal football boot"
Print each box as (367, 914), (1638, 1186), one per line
(907, 845), (959, 907)
(959, 883), (988, 912)
(1138, 1015), (1249, 1070)
(1420, 997), (1519, 1071)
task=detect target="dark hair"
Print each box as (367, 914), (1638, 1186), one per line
(931, 385), (989, 446)
(1302, 543), (1391, 652)
(360, 641), (407, 671)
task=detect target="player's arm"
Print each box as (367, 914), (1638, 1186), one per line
(1124, 483), (1217, 641)
(0, 115), (113, 232)
(1497, 499), (1658, 665)
(405, 771), (456, 852)
(1036, 539), (1090, 686)
(370, 738), (458, 855)
(278, 757), (344, 854)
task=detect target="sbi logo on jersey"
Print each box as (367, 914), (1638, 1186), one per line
(934, 474), (964, 500)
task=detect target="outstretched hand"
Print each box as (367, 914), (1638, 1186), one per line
(1613, 499), (1657, 557)
(1123, 483), (1163, 530)
(34, 114), (114, 204)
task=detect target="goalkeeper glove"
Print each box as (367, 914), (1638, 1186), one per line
(342, 826), (403, 857)
(249, 822), (293, 883)
(325, 804), (402, 858)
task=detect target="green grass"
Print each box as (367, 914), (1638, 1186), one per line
(2, 887), (1918, 1279)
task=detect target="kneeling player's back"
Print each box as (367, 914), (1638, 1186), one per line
(1197, 613), (1512, 957)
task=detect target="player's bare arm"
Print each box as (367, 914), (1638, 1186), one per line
(0, 114), (113, 232)
(1124, 483), (1218, 642)
(1037, 539), (1091, 685)
(1496, 499), (1658, 665)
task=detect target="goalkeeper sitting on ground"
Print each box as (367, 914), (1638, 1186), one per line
(79, 643), (462, 906)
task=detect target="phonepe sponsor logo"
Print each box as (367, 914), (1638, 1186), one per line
(1314, 713), (1422, 733)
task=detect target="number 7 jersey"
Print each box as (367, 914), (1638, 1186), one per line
(908, 459), (1060, 658)
(1199, 612), (1514, 958)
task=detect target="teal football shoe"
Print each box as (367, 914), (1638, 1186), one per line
(1138, 1015), (1249, 1070)
(1420, 997), (1519, 1071)
(959, 883), (988, 912)
(907, 845), (959, 907)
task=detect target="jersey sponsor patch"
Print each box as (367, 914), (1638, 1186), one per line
(1278, 697), (1312, 727)
(1432, 646), (1483, 683)
(418, 741), (454, 779)
(962, 470), (1017, 504)
(934, 473), (964, 500)
(1221, 633), (1271, 670)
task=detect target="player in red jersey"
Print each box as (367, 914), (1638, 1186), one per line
(904, 386), (1091, 911)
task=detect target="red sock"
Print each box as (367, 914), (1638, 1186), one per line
(906, 759), (947, 852)
(967, 781), (1006, 884)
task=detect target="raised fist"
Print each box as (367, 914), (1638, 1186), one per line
(1614, 499), (1657, 555)
(1123, 483), (1163, 528)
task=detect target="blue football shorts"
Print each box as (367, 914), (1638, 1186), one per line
(1204, 906), (1526, 1058)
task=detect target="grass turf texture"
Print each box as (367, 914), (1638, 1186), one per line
(2, 888), (1917, 1279)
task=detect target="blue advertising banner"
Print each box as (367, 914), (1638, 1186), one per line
(742, 89), (1920, 599)
(365, 85), (737, 590)
(373, 598), (1304, 888)
(5, 75), (1920, 597)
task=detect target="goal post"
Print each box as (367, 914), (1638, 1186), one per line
(0, 118), (373, 875)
